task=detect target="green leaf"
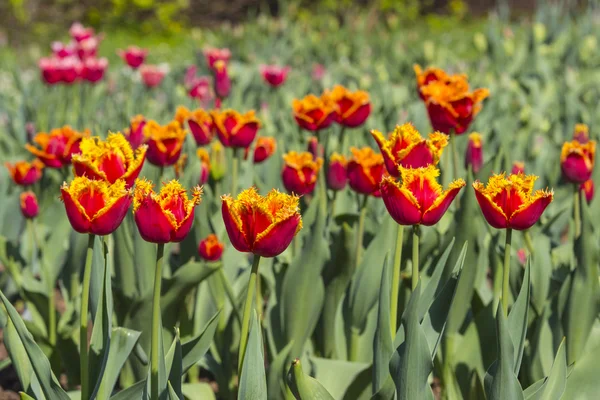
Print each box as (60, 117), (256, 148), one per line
(417, 238), (456, 319)
(267, 340), (295, 400)
(167, 381), (182, 400)
(562, 320), (600, 398)
(181, 383), (216, 400)
(0, 290), (70, 400)
(484, 304), (524, 400)
(109, 380), (145, 400)
(181, 310), (220, 373)
(167, 329), (183, 399)
(372, 254), (394, 398)
(537, 338), (567, 400)
(238, 310), (267, 400)
(389, 282), (434, 400)
(287, 359), (335, 400)
(310, 357), (371, 399)
(507, 258), (530, 375)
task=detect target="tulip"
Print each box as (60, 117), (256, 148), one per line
(140, 64), (167, 88)
(198, 234), (224, 261)
(371, 123), (448, 176)
(561, 139), (596, 184)
(143, 120), (187, 167)
(123, 115), (147, 149)
(260, 64), (291, 87)
(77, 37), (100, 60)
(222, 187), (302, 257)
(133, 179), (202, 243)
(292, 93), (338, 131)
(39, 57), (62, 84)
(57, 56), (83, 84)
(72, 133), (147, 188)
(52, 41), (76, 58)
(20, 191), (39, 219)
(26, 126), (90, 168)
(327, 153), (348, 191)
(69, 22), (94, 43)
(186, 74), (213, 106)
(204, 47), (231, 70)
(197, 149), (211, 185)
(5, 159), (44, 186)
(117, 46), (148, 69)
(211, 109), (261, 149)
(175, 106), (214, 146)
(213, 60), (231, 100)
(81, 57), (108, 83)
(307, 136), (324, 159)
(473, 173), (553, 231)
(281, 151), (323, 195)
(581, 179), (594, 204)
(573, 123), (589, 143)
(347, 147), (385, 196)
(247, 136), (276, 164)
(413, 64), (455, 99)
(60, 177), (132, 235)
(465, 132), (483, 173)
(330, 85), (371, 128)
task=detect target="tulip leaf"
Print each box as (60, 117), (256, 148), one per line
(372, 254), (394, 398)
(167, 381), (182, 400)
(562, 320), (600, 398)
(287, 359), (335, 400)
(181, 383), (216, 400)
(530, 235), (552, 315)
(267, 340), (295, 400)
(238, 310), (267, 400)
(109, 380), (146, 400)
(310, 357), (371, 399)
(417, 238), (456, 319)
(166, 329), (183, 399)
(0, 290), (70, 400)
(180, 310), (220, 374)
(507, 258), (530, 376)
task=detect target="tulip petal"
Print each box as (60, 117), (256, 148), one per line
(91, 195), (132, 235)
(172, 207), (195, 242)
(380, 177), (422, 225)
(221, 198), (252, 253)
(473, 182), (508, 229)
(123, 146), (147, 188)
(509, 190), (553, 230)
(61, 187), (92, 234)
(422, 180), (464, 226)
(134, 196), (175, 243)
(253, 215), (301, 257)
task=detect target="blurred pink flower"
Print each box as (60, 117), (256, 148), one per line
(213, 60), (230, 99)
(312, 63), (326, 80)
(185, 65), (213, 106)
(118, 46), (148, 69)
(58, 56), (83, 84)
(204, 47), (231, 70)
(81, 57), (108, 83)
(51, 41), (76, 58)
(69, 22), (95, 43)
(77, 36), (100, 60)
(140, 64), (167, 88)
(260, 64), (290, 87)
(39, 57), (62, 84)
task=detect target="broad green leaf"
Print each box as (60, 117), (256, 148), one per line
(562, 320), (600, 398)
(167, 329), (183, 399)
(267, 340), (295, 400)
(181, 383), (216, 400)
(96, 328), (142, 400)
(181, 310), (220, 373)
(238, 311), (267, 400)
(537, 338), (567, 400)
(167, 381), (182, 400)
(372, 255), (394, 398)
(310, 357), (371, 399)
(507, 258), (530, 375)
(0, 290), (70, 400)
(417, 238), (456, 319)
(287, 359), (335, 400)
(109, 380), (145, 400)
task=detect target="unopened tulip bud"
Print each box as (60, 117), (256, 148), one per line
(198, 234), (224, 261)
(573, 123), (590, 143)
(197, 149), (211, 185)
(20, 191), (39, 219)
(213, 60), (231, 100)
(327, 153), (348, 191)
(512, 161), (525, 175)
(307, 137), (323, 159)
(465, 133), (483, 174)
(581, 179), (594, 204)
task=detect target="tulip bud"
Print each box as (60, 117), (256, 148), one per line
(197, 149), (211, 185)
(573, 123), (589, 143)
(213, 60), (231, 100)
(210, 142), (227, 181)
(327, 153), (347, 191)
(307, 137), (323, 159)
(20, 191), (39, 219)
(465, 133), (483, 174)
(517, 249), (527, 265)
(198, 234), (224, 261)
(581, 179), (594, 204)
(512, 161), (525, 175)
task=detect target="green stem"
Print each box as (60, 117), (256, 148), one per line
(339, 126), (347, 153)
(218, 267), (241, 326)
(450, 131), (459, 183)
(574, 184), (581, 239)
(151, 243), (165, 400)
(502, 228), (513, 316)
(231, 148), (239, 196)
(238, 255), (261, 374)
(349, 328), (360, 361)
(523, 230), (535, 257)
(390, 224), (404, 337)
(412, 225), (420, 290)
(355, 196), (369, 270)
(80, 234), (96, 400)
(330, 190), (338, 219)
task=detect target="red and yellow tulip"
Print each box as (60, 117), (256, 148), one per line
(211, 109), (261, 148)
(26, 126), (90, 168)
(143, 120), (187, 167)
(123, 115), (147, 150)
(327, 153), (348, 191)
(20, 191), (39, 219)
(380, 165), (465, 226)
(292, 93), (338, 131)
(281, 151), (323, 195)
(5, 159), (44, 186)
(330, 85), (371, 128)
(175, 106), (214, 146)
(197, 149), (210, 185)
(198, 234), (225, 261)
(247, 136), (277, 164)
(222, 187), (302, 257)
(465, 133), (483, 174)
(560, 139), (596, 184)
(347, 147), (385, 195)
(473, 173), (553, 230)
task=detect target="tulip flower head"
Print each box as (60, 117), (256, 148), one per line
(26, 126), (90, 168)
(52, 41), (76, 58)
(20, 191), (39, 219)
(347, 147), (385, 195)
(140, 64), (167, 88)
(204, 47), (231, 70)
(512, 161), (525, 175)
(81, 57), (108, 83)
(292, 93), (338, 132)
(465, 133), (483, 173)
(330, 85), (371, 128)
(307, 136), (324, 159)
(247, 136), (277, 164)
(561, 139), (596, 184)
(371, 123), (448, 176)
(213, 60), (231, 100)
(581, 179), (595, 204)
(61, 177), (132, 235)
(414, 64), (456, 98)
(211, 109), (261, 148)
(69, 22), (95, 43)
(143, 120), (187, 167)
(327, 153), (348, 191)
(573, 123), (590, 143)
(118, 46), (148, 69)
(281, 151), (323, 195)
(5, 159), (44, 186)
(473, 173), (553, 230)
(123, 115), (147, 149)
(222, 187), (302, 257)
(72, 133), (147, 188)
(197, 149), (211, 185)
(380, 165), (465, 226)
(133, 179), (202, 243)
(198, 234), (225, 261)
(175, 106), (214, 146)
(260, 64), (291, 87)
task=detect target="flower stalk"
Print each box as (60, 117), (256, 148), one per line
(412, 225), (420, 290)
(502, 228), (513, 316)
(238, 255), (261, 374)
(574, 184), (581, 239)
(80, 234), (96, 400)
(390, 225), (404, 336)
(150, 242), (165, 400)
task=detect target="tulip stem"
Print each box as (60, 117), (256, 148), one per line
(231, 148), (239, 196)
(150, 243), (165, 400)
(238, 255), (261, 375)
(450, 131), (459, 183)
(390, 224), (404, 337)
(355, 196), (369, 269)
(524, 230), (535, 256)
(502, 228), (513, 316)
(574, 184), (581, 239)
(412, 225), (420, 290)
(80, 234), (95, 400)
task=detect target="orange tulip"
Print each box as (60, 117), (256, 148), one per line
(380, 165), (465, 226)
(222, 187), (302, 257)
(473, 173), (553, 230)
(143, 120), (187, 166)
(413, 64), (457, 98)
(246, 136), (277, 164)
(26, 126), (90, 168)
(5, 159), (44, 186)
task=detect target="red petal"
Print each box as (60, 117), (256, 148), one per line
(221, 199), (252, 252)
(172, 208), (195, 242)
(91, 195), (131, 235)
(473, 184), (508, 229)
(134, 197), (175, 243)
(253, 215), (301, 257)
(509, 194), (553, 230)
(380, 179), (422, 225)
(421, 184), (463, 226)
(231, 123), (259, 148)
(561, 154), (592, 183)
(400, 142), (435, 169)
(61, 188), (91, 233)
